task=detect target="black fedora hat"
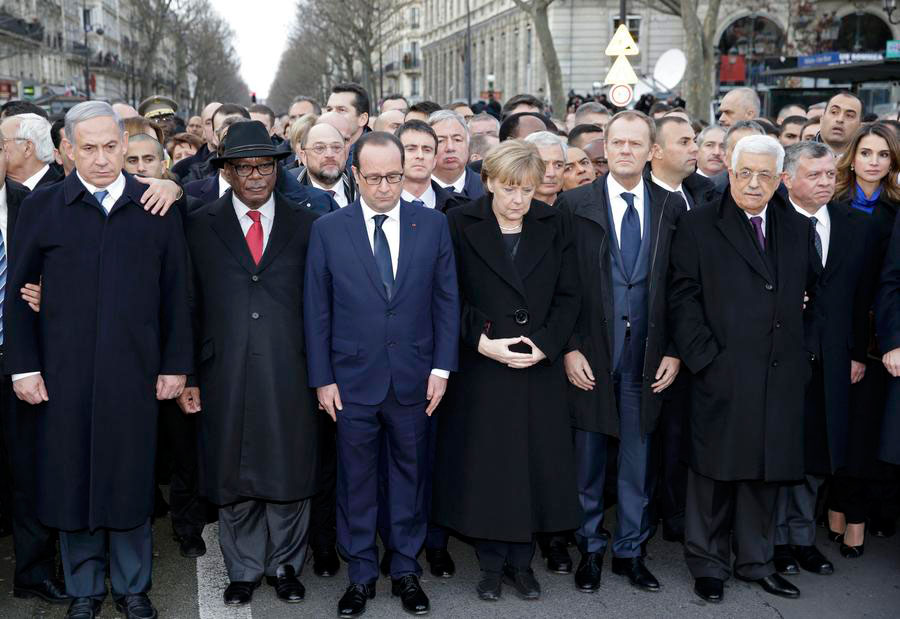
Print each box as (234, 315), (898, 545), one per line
(210, 120), (290, 168)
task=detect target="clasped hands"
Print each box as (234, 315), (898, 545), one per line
(478, 334), (546, 369)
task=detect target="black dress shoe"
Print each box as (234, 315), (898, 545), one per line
(827, 528), (845, 543)
(839, 541), (864, 558)
(693, 577), (723, 603)
(869, 517), (896, 538)
(313, 547), (341, 577)
(338, 583), (376, 618)
(573, 552), (603, 592)
(611, 556), (660, 591)
(114, 593), (158, 619)
(791, 545), (834, 575)
(66, 597), (103, 619)
(380, 550), (393, 576)
(502, 565), (541, 600)
(476, 571), (502, 601)
(542, 536), (573, 574)
(391, 574), (430, 615)
(176, 533), (207, 558)
(14, 577), (69, 603)
(774, 544), (800, 575)
(739, 573), (800, 598)
(425, 547), (455, 578)
(224, 580), (260, 605)
(265, 564), (305, 603)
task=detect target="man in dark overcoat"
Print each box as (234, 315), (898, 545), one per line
(176, 121), (321, 607)
(555, 111), (682, 594)
(668, 134), (817, 603)
(5, 101), (192, 619)
(877, 211), (900, 465)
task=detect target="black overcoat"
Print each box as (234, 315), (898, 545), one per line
(185, 191), (320, 505)
(4, 172), (193, 531)
(555, 175), (682, 436)
(667, 190), (816, 482)
(876, 210), (900, 465)
(432, 196), (582, 542)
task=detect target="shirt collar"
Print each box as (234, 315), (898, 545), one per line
(22, 164), (50, 190)
(744, 204), (768, 224)
(607, 173), (643, 203)
(360, 197), (400, 221)
(789, 198), (830, 226)
(401, 184), (436, 208)
(433, 170), (466, 193)
(311, 176), (344, 199)
(649, 171), (684, 194)
(232, 192), (275, 220)
(0, 183), (7, 212)
(76, 171), (126, 203)
(218, 173), (231, 197)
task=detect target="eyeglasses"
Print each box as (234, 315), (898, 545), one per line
(736, 169), (776, 183)
(306, 143), (344, 155)
(359, 172), (403, 185)
(229, 162), (276, 177)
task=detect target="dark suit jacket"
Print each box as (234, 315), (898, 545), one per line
(304, 199), (460, 406)
(295, 166), (357, 204)
(432, 180), (464, 213)
(172, 144), (211, 181)
(184, 174), (220, 205)
(556, 174), (683, 437)
(31, 166), (63, 189)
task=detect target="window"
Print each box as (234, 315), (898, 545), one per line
(410, 7), (420, 29)
(411, 76), (420, 97)
(611, 15), (642, 45)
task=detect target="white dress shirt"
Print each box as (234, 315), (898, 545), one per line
(359, 198), (448, 379)
(312, 177), (348, 208)
(218, 174), (231, 198)
(744, 205), (768, 243)
(432, 169), (466, 194)
(233, 193), (275, 251)
(790, 199), (830, 266)
(607, 174), (645, 247)
(650, 171), (691, 210)
(401, 185), (437, 209)
(77, 172), (126, 213)
(0, 183), (8, 247)
(22, 164), (51, 191)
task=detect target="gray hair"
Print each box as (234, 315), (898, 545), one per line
(64, 101), (124, 143)
(725, 87), (761, 116)
(428, 109), (469, 141)
(524, 130), (568, 159)
(725, 119), (765, 149)
(574, 101), (610, 121)
(697, 124), (726, 144)
(731, 134), (785, 173)
(783, 141), (834, 179)
(468, 112), (499, 131)
(12, 113), (54, 163)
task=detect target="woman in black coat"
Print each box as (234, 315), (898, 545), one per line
(827, 122), (900, 555)
(432, 141), (582, 602)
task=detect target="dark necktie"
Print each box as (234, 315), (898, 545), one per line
(810, 216), (823, 265)
(619, 192), (640, 277)
(372, 214), (394, 299)
(411, 199), (425, 208)
(750, 216), (766, 251)
(326, 190), (336, 198)
(245, 210), (263, 265)
(93, 190), (109, 212)
(0, 229), (6, 345)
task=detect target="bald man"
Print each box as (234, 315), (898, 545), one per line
(295, 123), (357, 207)
(112, 102), (139, 119)
(316, 112), (356, 177)
(717, 88), (760, 129)
(373, 110), (406, 133)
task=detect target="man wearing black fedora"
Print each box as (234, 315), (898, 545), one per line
(177, 120), (321, 606)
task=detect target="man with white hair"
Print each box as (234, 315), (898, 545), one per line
(524, 131), (567, 205)
(429, 110), (485, 199)
(717, 87), (761, 129)
(0, 113), (62, 189)
(669, 134), (817, 604)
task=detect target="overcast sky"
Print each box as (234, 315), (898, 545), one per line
(217, 0), (296, 99)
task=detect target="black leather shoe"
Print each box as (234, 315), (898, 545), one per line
(502, 565), (541, 600)
(223, 580), (260, 605)
(313, 547), (341, 577)
(66, 597), (103, 619)
(476, 571), (502, 601)
(380, 550), (393, 576)
(266, 564), (305, 603)
(14, 578), (69, 603)
(425, 547), (455, 578)
(574, 552), (603, 592)
(391, 574), (429, 615)
(114, 593), (158, 619)
(869, 517), (896, 538)
(338, 583), (376, 618)
(693, 577), (723, 603)
(175, 533), (206, 558)
(611, 556), (660, 591)
(543, 536), (573, 574)
(739, 573), (800, 598)
(774, 544), (800, 575)
(791, 545), (834, 575)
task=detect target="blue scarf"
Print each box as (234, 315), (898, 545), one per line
(850, 183), (882, 214)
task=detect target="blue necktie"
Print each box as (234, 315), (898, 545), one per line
(619, 192), (641, 277)
(372, 215), (394, 299)
(411, 199), (425, 208)
(93, 190), (109, 212)
(0, 231), (6, 346)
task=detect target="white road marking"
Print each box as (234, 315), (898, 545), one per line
(197, 523), (252, 619)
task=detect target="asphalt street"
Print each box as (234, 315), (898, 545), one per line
(1, 509), (898, 619)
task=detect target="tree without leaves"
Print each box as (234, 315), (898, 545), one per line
(510, 0), (565, 119)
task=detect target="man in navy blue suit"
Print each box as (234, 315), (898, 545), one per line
(304, 131), (459, 618)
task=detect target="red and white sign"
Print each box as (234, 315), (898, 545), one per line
(609, 83), (634, 107)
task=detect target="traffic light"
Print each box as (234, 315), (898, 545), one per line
(250, 91), (257, 103)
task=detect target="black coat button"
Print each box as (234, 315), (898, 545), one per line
(251, 312), (260, 320)
(775, 321), (782, 328)
(771, 360), (778, 367)
(765, 283), (774, 291)
(251, 275), (259, 282)
(514, 309), (529, 325)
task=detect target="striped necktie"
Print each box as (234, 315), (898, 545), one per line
(0, 231), (6, 345)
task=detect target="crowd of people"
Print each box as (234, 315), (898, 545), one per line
(0, 80), (897, 619)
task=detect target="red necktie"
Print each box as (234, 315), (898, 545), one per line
(245, 210), (263, 264)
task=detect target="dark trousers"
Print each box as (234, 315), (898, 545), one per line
(0, 371), (59, 587)
(684, 469), (778, 581)
(828, 470), (900, 524)
(156, 400), (207, 538)
(475, 539), (535, 573)
(218, 498), (310, 581)
(309, 419), (337, 555)
(575, 372), (653, 558)
(775, 475), (824, 546)
(336, 386), (429, 584)
(59, 519), (152, 599)
(653, 376), (689, 534)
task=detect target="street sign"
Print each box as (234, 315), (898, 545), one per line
(604, 54), (639, 85)
(609, 84), (634, 107)
(887, 40), (900, 59)
(605, 24), (639, 56)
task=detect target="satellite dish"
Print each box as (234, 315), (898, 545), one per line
(633, 80), (654, 100)
(653, 49), (687, 91)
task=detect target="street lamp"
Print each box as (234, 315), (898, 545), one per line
(885, 0), (900, 25)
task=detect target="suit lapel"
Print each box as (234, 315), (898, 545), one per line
(463, 199), (526, 298)
(255, 196), (301, 272)
(716, 198), (773, 282)
(514, 206), (556, 280)
(392, 202), (417, 296)
(209, 196), (257, 275)
(822, 203), (845, 277)
(344, 201), (389, 302)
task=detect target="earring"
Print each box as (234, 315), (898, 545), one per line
(850, 165), (854, 171)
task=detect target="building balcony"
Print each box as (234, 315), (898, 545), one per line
(384, 61), (400, 76)
(0, 10), (44, 42)
(402, 53), (421, 72)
